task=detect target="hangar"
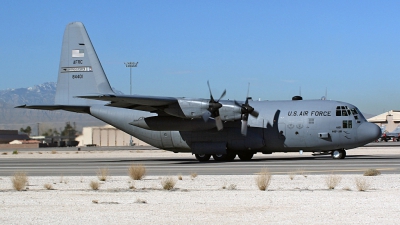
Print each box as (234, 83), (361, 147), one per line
(367, 110), (400, 133)
(76, 125), (149, 147)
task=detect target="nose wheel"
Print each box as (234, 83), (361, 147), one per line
(331, 149), (346, 159)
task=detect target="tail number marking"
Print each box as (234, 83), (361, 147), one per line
(72, 74), (83, 79)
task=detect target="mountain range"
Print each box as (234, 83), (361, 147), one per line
(0, 82), (123, 134)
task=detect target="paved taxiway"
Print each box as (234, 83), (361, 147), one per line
(0, 146), (399, 176)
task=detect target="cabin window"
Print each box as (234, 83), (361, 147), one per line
(342, 120), (352, 129)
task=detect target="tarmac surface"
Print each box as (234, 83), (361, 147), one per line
(0, 145), (399, 176)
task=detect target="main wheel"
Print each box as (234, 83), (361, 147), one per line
(212, 154), (226, 161)
(195, 154), (211, 162)
(331, 149), (346, 159)
(238, 153), (254, 161)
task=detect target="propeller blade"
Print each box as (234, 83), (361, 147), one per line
(236, 83), (258, 135)
(206, 81), (226, 131)
(234, 100), (241, 108)
(215, 116), (223, 131)
(202, 111), (211, 122)
(217, 89), (226, 102)
(250, 110), (259, 118)
(241, 120), (248, 136)
(207, 80), (215, 102)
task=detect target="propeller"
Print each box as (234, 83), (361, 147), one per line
(234, 83), (259, 136)
(203, 81), (226, 131)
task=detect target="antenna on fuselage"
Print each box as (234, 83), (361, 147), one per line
(321, 87), (327, 100)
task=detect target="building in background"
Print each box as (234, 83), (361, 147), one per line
(76, 125), (149, 147)
(368, 110), (400, 133)
(0, 130), (29, 144)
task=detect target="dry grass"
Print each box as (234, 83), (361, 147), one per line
(128, 164), (146, 180)
(2, 152), (8, 155)
(51, 150), (57, 154)
(90, 180), (100, 190)
(363, 169), (381, 176)
(44, 183), (53, 190)
(97, 167), (109, 181)
(190, 172), (198, 179)
(227, 184), (237, 190)
(342, 186), (352, 191)
(178, 175), (183, 180)
(355, 177), (370, 191)
(128, 180), (136, 190)
(288, 172), (296, 180)
(161, 177), (177, 190)
(135, 198), (147, 204)
(59, 176), (68, 184)
(255, 169), (272, 191)
(325, 174), (342, 189)
(11, 171), (28, 191)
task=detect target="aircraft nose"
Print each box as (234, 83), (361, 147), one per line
(357, 122), (381, 143)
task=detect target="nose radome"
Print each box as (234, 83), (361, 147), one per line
(357, 122), (381, 143)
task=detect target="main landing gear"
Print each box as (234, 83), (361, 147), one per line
(212, 153), (236, 161)
(195, 154), (211, 162)
(331, 149), (346, 159)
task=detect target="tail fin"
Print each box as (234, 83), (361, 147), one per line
(55, 22), (114, 105)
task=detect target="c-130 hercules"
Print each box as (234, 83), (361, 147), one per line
(18, 22), (381, 162)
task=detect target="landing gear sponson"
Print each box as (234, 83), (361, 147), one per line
(195, 153), (254, 162)
(197, 149), (347, 162)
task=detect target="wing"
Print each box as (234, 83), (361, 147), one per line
(77, 94), (178, 114)
(15, 105), (90, 113)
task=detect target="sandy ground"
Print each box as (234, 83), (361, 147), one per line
(0, 173), (399, 224)
(1, 147), (399, 224)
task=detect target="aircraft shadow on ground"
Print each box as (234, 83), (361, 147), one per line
(90, 154), (396, 165)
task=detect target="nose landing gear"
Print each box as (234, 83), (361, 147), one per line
(331, 149), (346, 159)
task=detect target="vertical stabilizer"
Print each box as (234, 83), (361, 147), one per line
(55, 22), (114, 105)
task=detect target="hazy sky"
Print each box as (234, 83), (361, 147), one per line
(1, 1), (399, 115)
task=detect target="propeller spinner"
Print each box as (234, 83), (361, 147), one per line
(235, 84), (259, 136)
(203, 81), (226, 131)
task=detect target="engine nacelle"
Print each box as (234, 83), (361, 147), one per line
(163, 99), (209, 119)
(130, 116), (216, 131)
(163, 98), (242, 121)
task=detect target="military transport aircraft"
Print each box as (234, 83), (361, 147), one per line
(17, 22), (381, 162)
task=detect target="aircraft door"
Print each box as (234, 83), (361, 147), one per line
(160, 131), (174, 149)
(284, 118), (307, 148)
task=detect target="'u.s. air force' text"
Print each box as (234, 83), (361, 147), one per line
(288, 111), (331, 116)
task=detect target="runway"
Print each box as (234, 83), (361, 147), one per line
(0, 146), (399, 176)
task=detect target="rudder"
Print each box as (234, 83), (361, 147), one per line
(55, 22), (114, 105)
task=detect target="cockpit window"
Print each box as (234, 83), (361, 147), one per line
(354, 107), (367, 121)
(336, 106), (341, 116)
(336, 106), (364, 118)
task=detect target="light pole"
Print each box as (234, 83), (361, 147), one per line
(124, 62), (138, 146)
